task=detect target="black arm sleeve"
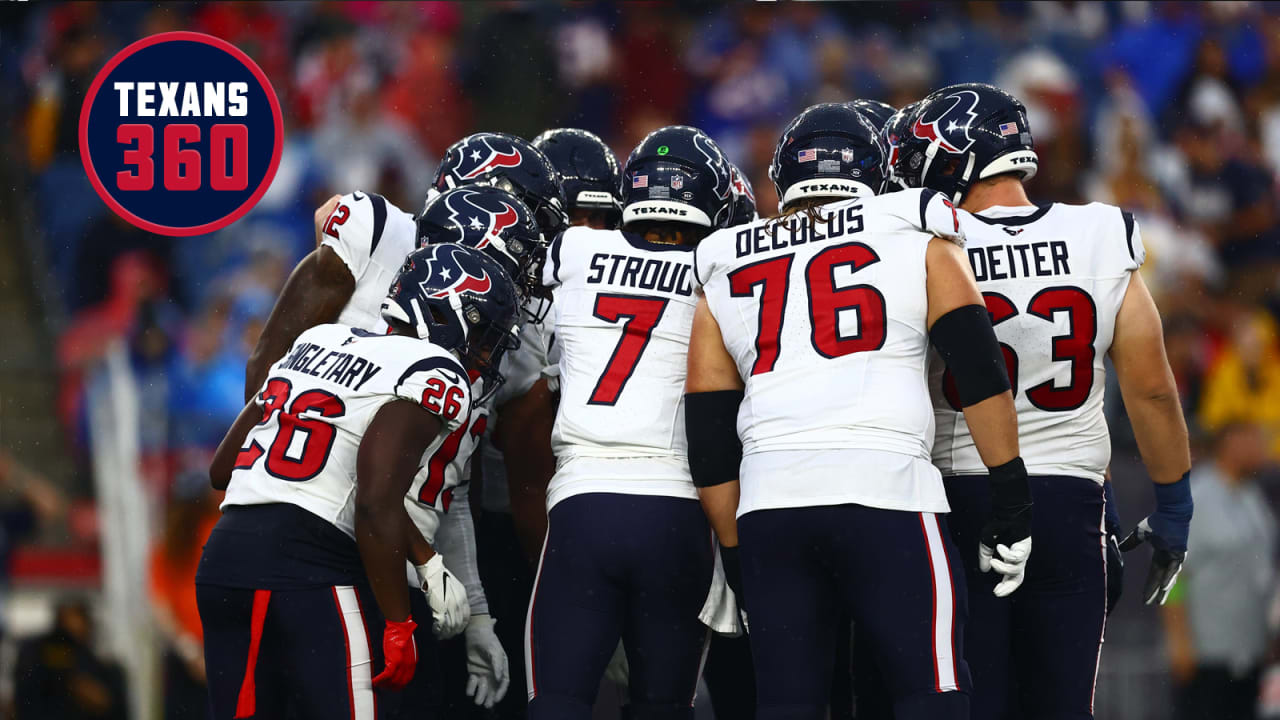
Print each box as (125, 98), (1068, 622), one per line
(685, 390), (744, 488)
(929, 304), (1011, 407)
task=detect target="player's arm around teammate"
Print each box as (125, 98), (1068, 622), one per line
(686, 234), (1035, 606)
(243, 195), (353, 401)
(925, 236), (1035, 595)
(1110, 270), (1193, 604)
(685, 297), (746, 595)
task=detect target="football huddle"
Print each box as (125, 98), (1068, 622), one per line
(197, 83), (1194, 720)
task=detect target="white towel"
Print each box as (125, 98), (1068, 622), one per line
(698, 543), (745, 637)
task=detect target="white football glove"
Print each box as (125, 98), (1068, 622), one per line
(979, 537), (1032, 598)
(463, 614), (509, 708)
(415, 554), (470, 639)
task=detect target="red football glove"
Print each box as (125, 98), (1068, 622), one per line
(371, 617), (418, 690)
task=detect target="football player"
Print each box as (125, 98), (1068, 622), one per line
(197, 244), (520, 720)
(533, 128), (623, 230)
(687, 108), (1034, 719)
(523, 126), (734, 720)
(462, 127), (626, 718)
(241, 136), (561, 712)
(414, 184), (552, 716)
(896, 83), (1193, 718)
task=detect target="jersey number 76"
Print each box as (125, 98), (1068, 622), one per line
(728, 241), (886, 375)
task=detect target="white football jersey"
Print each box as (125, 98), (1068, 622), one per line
(695, 189), (964, 515)
(223, 324), (472, 539)
(479, 299), (560, 513)
(930, 203), (1145, 483)
(540, 227), (701, 508)
(320, 191), (418, 334)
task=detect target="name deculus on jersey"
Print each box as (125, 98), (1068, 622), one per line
(734, 204), (864, 258)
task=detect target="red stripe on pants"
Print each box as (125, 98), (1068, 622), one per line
(234, 589), (272, 719)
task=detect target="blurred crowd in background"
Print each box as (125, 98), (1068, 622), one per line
(2, 1), (1280, 718)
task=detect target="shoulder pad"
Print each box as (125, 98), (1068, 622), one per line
(869, 189), (965, 245)
(692, 222), (752, 288)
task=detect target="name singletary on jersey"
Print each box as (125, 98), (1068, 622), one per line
(929, 203), (1145, 483)
(695, 189), (964, 516)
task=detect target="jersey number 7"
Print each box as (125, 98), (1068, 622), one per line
(588, 293), (670, 405)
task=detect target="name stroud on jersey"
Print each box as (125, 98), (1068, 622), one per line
(587, 252), (696, 297)
(275, 341), (383, 391)
(969, 240), (1070, 282)
(734, 205), (864, 258)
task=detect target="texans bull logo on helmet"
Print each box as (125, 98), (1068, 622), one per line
(420, 243), (494, 299)
(441, 188), (521, 250)
(731, 166), (755, 203)
(447, 134), (525, 182)
(692, 131), (732, 203)
(911, 89), (982, 154)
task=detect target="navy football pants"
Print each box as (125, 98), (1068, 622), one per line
(738, 504), (970, 720)
(197, 583), (387, 720)
(525, 493), (714, 720)
(946, 474), (1108, 720)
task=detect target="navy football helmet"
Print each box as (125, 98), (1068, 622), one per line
(848, 99), (897, 131)
(769, 103), (886, 212)
(881, 100), (920, 192)
(416, 186), (544, 301)
(533, 128), (622, 227)
(894, 83), (1038, 203)
(621, 125), (733, 229)
(382, 243), (522, 400)
(728, 163), (757, 227)
(432, 132), (569, 238)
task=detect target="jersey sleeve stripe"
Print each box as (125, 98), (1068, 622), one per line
(919, 188), (938, 231)
(394, 356), (467, 396)
(692, 243), (704, 287)
(368, 193), (389, 254)
(1121, 210), (1136, 261)
(549, 230), (565, 285)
